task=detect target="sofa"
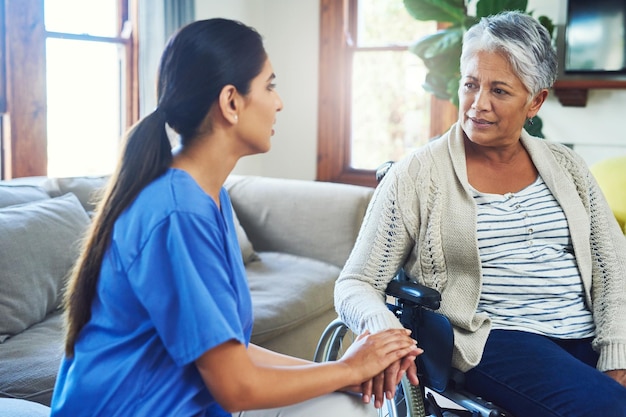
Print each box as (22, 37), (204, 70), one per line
(0, 173), (374, 407)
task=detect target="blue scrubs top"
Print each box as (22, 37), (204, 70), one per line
(51, 169), (253, 417)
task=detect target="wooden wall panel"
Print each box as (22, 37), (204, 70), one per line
(3, 0), (47, 179)
(316, 0), (349, 183)
(3, 0), (47, 178)
(0, 0), (6, 114)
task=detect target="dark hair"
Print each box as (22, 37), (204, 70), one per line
(63, 18), (267, 356)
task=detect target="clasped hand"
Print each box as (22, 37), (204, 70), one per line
(363, 355), (421, 408)
(341, 329), (422, 409)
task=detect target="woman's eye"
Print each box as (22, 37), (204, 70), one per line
(267, 83), (277, 91)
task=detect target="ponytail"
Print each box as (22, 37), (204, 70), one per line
(63, 110), (172, 356)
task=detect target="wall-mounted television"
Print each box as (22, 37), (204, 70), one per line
(564, 0), (626, 74)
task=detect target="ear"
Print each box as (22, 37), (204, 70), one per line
(218, 84), (240, 124)
(527, 89), (549, 119)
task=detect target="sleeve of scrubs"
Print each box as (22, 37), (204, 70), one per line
(126, 210), (246, 366)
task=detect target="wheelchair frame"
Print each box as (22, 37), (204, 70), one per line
(314, 271), (514, 417)
(314, 317), (426, 417)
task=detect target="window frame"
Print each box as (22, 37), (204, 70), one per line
(316, 0), (457, 187)
(0, 0), (138, 179)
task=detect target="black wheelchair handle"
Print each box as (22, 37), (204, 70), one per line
(375, 160), (394, 183)
(385, 279), (441, 310)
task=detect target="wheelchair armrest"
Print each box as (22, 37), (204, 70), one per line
(385, 279), (441, 310)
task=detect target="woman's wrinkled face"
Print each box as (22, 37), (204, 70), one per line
(236, 58), (283, 154)
(459, 50), (539, 148)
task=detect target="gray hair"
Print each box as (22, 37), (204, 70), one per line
(460, 11), (557, 97)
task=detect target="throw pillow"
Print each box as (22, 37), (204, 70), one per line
(0, 184), (50, 209)
(231, 206), (259, 264)
(0, 193), (91, 342)
(53, 176), (109, 213)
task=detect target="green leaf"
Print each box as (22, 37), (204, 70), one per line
(537, 15), (555, 40)
(403, 0), (466, 23)
(424, 72), (454, 101)
(446, 77), (460, 108)
(475, 0), (527, 17)
(410, 27), (462, 106)
(410, 28), (463, 62)
(463, 15), (480, 29)
(421, 51), (461, 77)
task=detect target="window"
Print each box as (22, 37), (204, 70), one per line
(45, 0), (134, 177)
(317, 0), (457, 187)
(0, 0), (136, 179)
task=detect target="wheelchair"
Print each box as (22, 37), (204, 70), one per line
(314, 270), (514, 417)
(314, 161), (513, 417)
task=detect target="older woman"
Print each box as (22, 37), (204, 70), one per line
(335, 11), (626, 416)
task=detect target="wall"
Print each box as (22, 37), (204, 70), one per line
(194, 0), (320, 180)
(195, 0), (626, 180)
(532, 0), (626, 166)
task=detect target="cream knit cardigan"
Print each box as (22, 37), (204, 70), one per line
(335, 123), (626, 372)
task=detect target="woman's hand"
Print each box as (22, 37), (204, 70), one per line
(606, 369), (626, 388)
(363, 355), (420, 408)
(339, 329), (421, 407)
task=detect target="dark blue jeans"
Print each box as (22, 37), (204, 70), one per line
(463, 330), (626, 417)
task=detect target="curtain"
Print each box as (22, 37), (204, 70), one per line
(138, 0), (194, 117)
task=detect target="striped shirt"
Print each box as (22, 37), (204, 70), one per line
(472, 176), (595, 339)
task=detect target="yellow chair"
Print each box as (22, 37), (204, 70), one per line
(590, 156), (626, 234)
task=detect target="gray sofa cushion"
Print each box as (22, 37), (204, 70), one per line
(0, 185), (50, 209)
(40, 176), (109, 213)
(246, 252), (339, 343)
(0, 194), (90, 342)
(225, 175), (373, 267)
(0, 312), (63, 406)
(232, 206), (259, 265)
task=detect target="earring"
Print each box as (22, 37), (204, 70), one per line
(527, 117), (534, 125)
(234, 115), (238, 122)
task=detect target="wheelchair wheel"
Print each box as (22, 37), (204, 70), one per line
(314, 319), (427, 417)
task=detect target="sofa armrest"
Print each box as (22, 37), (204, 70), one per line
(225, 175), (374, 268)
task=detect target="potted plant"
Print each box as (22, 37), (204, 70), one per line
(403, 0), (554, 137)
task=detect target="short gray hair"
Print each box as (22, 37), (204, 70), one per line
(460, 11), (557, 97)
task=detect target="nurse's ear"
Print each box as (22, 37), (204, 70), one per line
(219, 84), (241, 125)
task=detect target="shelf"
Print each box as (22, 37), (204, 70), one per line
(553, 78), (626, 107)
